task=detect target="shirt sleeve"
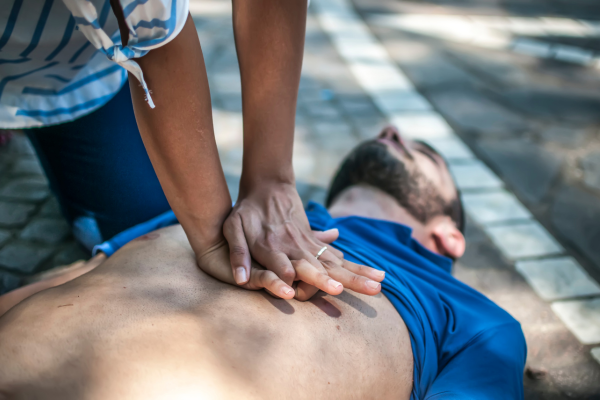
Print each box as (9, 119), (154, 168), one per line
(61, 0), (189, 108)
(425, 324), (527, 400)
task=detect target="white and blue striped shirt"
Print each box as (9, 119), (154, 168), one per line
(0, 0), (188, 128)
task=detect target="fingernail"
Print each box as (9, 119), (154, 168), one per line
(366, 280), (380, 290)
(328, 279), (342, 291)
(235, 267), (247, 284)
(282, 286), (293, 296)
(377, 271), (385, 279)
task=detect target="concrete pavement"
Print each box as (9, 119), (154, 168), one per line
(1, 0), (599, 397)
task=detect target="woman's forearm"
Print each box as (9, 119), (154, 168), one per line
(128, 15), (232, 255)
(232, 0), (308, 190)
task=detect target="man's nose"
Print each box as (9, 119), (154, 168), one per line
(378, 125), (403, 144)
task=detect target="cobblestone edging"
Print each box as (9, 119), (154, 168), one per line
(312, 0), (600, 365)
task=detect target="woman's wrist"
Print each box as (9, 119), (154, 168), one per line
(239, 165), (295, 196)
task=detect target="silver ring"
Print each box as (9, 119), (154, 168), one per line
(315, 246), (328, 259)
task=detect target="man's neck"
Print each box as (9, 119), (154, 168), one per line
(327, 186), (420, 228)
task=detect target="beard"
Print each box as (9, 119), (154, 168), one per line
(326, 140), (450, 225)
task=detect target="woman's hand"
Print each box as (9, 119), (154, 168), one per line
(222, 182), (385, 300)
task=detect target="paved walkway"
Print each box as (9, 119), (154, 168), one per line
(1, 0), (599, 397)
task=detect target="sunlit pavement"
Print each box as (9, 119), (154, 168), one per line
(1, 0), (600, 397)
(348, 0), (600, 397)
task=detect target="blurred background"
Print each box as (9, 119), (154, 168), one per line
(1, 0), (599, 398)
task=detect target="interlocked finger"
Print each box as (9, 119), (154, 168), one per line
(292, 259), (343, 297)
(339, 259), (385, 282)
(244, 267), (295, 300)
(255, 250), (297, 286)
(317, 251), (383, 296)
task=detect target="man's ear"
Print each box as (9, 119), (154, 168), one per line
(431, 220), (466, 259)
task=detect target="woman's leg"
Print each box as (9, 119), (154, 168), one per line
(26, 84), (172, 249)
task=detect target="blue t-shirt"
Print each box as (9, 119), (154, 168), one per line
(305, 202), (527, 400)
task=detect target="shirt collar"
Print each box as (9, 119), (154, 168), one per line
(305, 201), (453, 274)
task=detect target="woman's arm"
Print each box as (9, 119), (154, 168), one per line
(111, 2), (383, 300)
(112, 10), (232, 259)
(223, 0), (384, 300)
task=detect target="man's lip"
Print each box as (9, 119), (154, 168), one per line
(377, 137), (406, 155)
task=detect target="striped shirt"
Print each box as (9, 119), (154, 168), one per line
(0, 0), (188, 129)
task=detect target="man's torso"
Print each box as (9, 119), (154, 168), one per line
(0, 225), (413, 399)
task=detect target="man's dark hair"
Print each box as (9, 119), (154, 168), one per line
(325, 140), (465, 234)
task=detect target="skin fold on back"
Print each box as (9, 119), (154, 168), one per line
(0, 225), (413, 400)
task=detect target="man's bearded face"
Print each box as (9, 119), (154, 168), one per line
(326, 128), (462, 230)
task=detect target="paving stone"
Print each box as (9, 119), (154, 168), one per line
(554, 45), (594, 66)
(0, 201), (36, 227)
(380, 37), (476, 90)
(313, 121), (354, 138)
(212, 73), (241, 94)
(581, 151), (600, 192)
(592, 347), (600, 366)
(338, 96), (379, 116)
(293, 146), (317, 184)
(551, 185), (600, 269)
(313, 131), (357, 154)
(10, 157), (44, 176)
(551, 298), (600, 345)
(449, 160), (503, 191)
(306, 102), (341, 119)
(463, 189), (532, 225)
(427, 88), (529, 137)
(426, 136), (475, 162)
(350, 63), (413, 95)
(0, 269), (22, 296)
(370, 88), (431, 113)
(0, 178), (50, 202)
(0, 229), (11, 247)
(296, 180), (315, 206)
(218, 94), (242, 112)
(477, 138), (563, 204)
(39, 197), (62, 217)
(458, 235), (513, 272)
(52, 241), (90, 267)
(516, 257), (600, 301)
(222, 173), (240, 203)
(299, 75), (321, 90)
(462, 215), (487, 244)
(0, 242), (53, 274)
(512, 38), (553, 58)
(543, 351), (600, 399)
(20, 218), (71, 245)
(390, 112), (454, 140)
(298, 88), (326, 104)
(500, 88), (600, 125)
(3, 133), (35, 156)
(541, 125), (589, 148)
(353, 121), (387, 141)
(307, 187), (328, 206)
(485, 221), (563, 260)
(0, 161), (8, 177)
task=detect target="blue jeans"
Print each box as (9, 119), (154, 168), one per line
(26, 84), (171, 249)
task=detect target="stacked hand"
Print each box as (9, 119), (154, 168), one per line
(203, 182), (384, 300)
